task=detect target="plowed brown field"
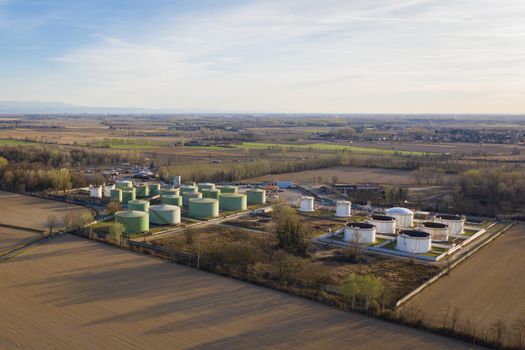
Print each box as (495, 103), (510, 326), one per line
(0, 235), (478, 349)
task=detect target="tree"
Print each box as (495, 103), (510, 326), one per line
(46, 215), (58, 236)
(107, 201), (121, 215)
(108, 222), (125, 246)
(340, 273), (384, 311)
(273, 206), (310, 255)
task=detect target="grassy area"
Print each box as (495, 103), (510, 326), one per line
(431, 246), (448, 253)
(238, 142), (434, 156)
(370, 238), (386, 246)
(463, 229), (479, 236)
(381, 240), (397, 250)
(0, 138), (39, 146)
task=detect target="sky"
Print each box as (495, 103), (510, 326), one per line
(0, 0), (524, 113)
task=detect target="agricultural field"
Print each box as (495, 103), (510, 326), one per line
(0, 227), (43, 254)
(0, 234), (476, 350)
(351, 141), (525, 155)
(0, 191), (90, 231)
(406, 224), (525, 337)
(247, 166), (418, 185)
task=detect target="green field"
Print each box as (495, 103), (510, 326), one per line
(0, 139), (39, 146)
(238, 142), (434, 155)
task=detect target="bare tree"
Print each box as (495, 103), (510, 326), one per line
(108, 222), (125, 246)
(46, 215), (58, 236)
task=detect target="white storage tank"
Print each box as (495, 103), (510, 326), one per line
(335, 201), (351, 217)
(90, 185), (102, 198)
(344, 222), (376, 244)
(385, 207), (414, 228)
(299, 196), (314, 212)
(420, 221), (450, 241)
(173, 175), (181, 187)
(368, 215), (396, 234)
(435, 214), (465, 235)
(396, 230), (432, 254)
(103, 183), (115, 197)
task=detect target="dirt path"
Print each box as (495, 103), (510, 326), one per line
(0, 235), (478, 349)
(407, 224), (525, 332)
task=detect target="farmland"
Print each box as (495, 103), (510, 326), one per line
(0, 191), (90, 231)
(406, 224), (525, 340)
(0, 234), (477, 350)
(247, 166), (418, 185)
(0, 227), (43, 254)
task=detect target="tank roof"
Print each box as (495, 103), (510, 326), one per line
(162, 194), (181, 199)
(220, 193), (245, 198)
(386, 207), (413, 215)
(346, 222), (375, 229)
(436, 214), (463, 221)
(371, 215), (396, 221)
(399, 230), (430, 238)
(149, 204), (180, 211)
(115, 210), (148, 218)
(190, 198), (218, 204)
(422, 222), (449, 228)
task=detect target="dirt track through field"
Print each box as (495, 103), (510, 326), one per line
(0, 235), (478, 349)
(407, 224), (525, 331)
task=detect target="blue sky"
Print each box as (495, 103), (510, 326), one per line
(1, 0), (524, 113)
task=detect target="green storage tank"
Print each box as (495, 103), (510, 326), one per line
(183, 192), (202, 206)
(189, 198), (219, 219)
(122, 189), (136, 204)
(247, 189), (266, 205)
(136, 184), (149, 198)
(181, 185), (198, 194)
(202, 188), (221, 200)
(110, 188), (122, 203)
(219, 193), (247, 211)
(161, 188), (180, 196)
(198, 183), (215, 192)
(115, 180), (133, 189)
(162, 194), (182, 206)
(220, 185), (238, 194)
(149, 204), (181, 225)
(128, 199), (149, 212)
(148, 183), (161, 196)
(115, 210), (149, 235)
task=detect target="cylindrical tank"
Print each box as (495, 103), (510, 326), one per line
(202, 188), (221, 200)
(183, 192), (202, 206)
(172, 175), (181, 187)
(435, 214), (465, 235)
(385, 207), (414, 228)
(148, 183), (160, 196)
(162, 194), (182, 206)
(197, 183), (216, 192)
(110, 188), (122, 203)
(247, 189), (266, 205)
(161, 188), (180, 196)
(180, 185), (198, 194)
(189, 198), (219, 219)
(396, 230), (432, 254)
(90, 186), (102, 198)
(103, 183), (115, 197)
(219, 193), (247, 211)
(335, 200), (351, 217)
(127, 199), (150, 212)
(149, 204), (181, 225)
(299, 196), (314, 212)
(135, 184), (149, 198)
(115, 210), (149, 235)
(122, 189), (136, 204)
(115, 180), (133, 189)
(420, 222), (450, 241)
(368, 215), (396, 234)
(344, 222), (376, 244)
(220, 185), (238, 194)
